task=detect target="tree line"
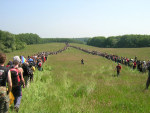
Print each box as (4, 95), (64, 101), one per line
(0, 30), (84, 53)
(0, 30), (26, 53)
(41, 38), (83, 44)
(1, 29), (150, 53)
(87, 35), (150, 48)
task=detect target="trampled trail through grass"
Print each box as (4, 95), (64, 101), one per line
(8, 43), (150, 113)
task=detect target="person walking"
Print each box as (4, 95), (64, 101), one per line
(116, 63), (122, 77)
(0, 53), (12, 113)
(11, 56), (25, 112)
(22, 62), (30, 88)
(146, 65), (150, 89)
(37, 60), (42, 71)
(81, 59), (84, 64)
(133, 61), (137, 69)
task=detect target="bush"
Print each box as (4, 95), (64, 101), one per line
(0, 42), (5, 50)
(3, 48), (12, 53)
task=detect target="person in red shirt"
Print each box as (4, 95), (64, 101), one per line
(133, 61), (136, 69)
(116, 63), (122, 77)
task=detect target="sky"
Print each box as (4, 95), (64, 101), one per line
(0, 0), (150, 38)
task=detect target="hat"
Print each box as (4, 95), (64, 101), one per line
(13, 56), (21, 63)
(29, 58), (33, 62)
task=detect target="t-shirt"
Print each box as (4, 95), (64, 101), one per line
(134, 62), (136, 66)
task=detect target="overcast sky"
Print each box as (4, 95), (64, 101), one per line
(0, 0), (150, 38)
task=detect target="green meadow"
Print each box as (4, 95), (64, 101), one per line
(7, 43), (150, 113)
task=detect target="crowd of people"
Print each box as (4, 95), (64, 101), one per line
(69, 45), (150, 89)
(0, 44), (69, 113)
(0, 53), (46, 112)
(70, 45), (150, 73)
(1, 43), (150, 112)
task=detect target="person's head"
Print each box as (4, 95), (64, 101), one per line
(7, 61), (13, 65)
(13, 56), (21, 65)
(0, 53), (6, 64)
(118, 63), (120, 65)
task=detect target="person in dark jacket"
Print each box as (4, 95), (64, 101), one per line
(81, 59), (84, 64)
(0, 53), (12, 113)
(146, 65), (150, 89)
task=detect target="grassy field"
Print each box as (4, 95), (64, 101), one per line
(6, 43), (150, 113)
(71, 43), (150, 61)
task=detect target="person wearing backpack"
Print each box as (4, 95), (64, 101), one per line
(6, 61), (13, 68)
(22, 62), (31, 88)
(0, 53), (12, 113)
(133, 61), (137, 69)
(30, 65), (35, 82)
(37, 60), (42, 71)
(11, 56), (25, 112)
(116, 63), (122, 77)
(28, 61), (35, 82)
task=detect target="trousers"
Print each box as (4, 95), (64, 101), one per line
(0, 87), (9, 113)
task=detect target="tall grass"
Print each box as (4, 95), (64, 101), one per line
(8, 43), (150, 113)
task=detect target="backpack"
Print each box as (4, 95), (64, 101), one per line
(0, 66), (8, 86)
(31, 66), (35, 71)
(27, 68), (33, 76)
(38, 62), (42, 67)
(10, 68), (20, 87)
(22, 63), (33, 77)
(29, 61), (35, 67)
(116, 65), (121, 71)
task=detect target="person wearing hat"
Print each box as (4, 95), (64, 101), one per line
(11, 56), (25, 112)
(116, 63), (122, 77)
(0, 53), (12, 113)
